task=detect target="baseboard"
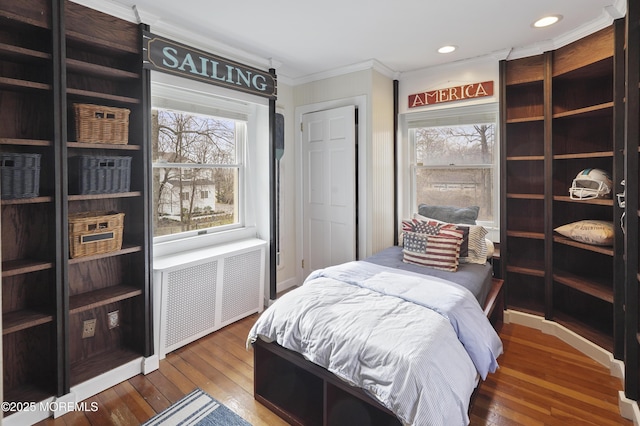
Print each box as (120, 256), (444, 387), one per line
(505, 310), (637, 422)
(619, 391), (640, 426)
(2, 396), (55, 426)
(276, 277), (297, 294)
(505, 310), (619, 373)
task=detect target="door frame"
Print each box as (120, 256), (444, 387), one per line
(295, 95), (368, 286)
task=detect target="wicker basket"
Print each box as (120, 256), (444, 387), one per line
(0, 153), (41, 199)
(69, 155), (131, 194)
(68, 211), (124, 258)
(73, 103), (130, 144)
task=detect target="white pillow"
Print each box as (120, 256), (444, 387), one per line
(554, 220), (614, 246)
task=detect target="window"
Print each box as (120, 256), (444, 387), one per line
(152, 108), (245, 238)
(408, 104), (499, 233)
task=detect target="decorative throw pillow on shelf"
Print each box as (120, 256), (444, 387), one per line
(554, 220), (614, 246)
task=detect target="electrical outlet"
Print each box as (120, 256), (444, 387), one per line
(82, 319), (96, 338)
(108, 310), (119, 329)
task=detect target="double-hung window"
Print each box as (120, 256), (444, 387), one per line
(152, 108), (245, 238)
(150, 79), (257, 242)
(407, 103), (499, 237)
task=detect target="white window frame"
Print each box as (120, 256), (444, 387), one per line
(402, 103), (500, 241)
(150, 73), (265, 248)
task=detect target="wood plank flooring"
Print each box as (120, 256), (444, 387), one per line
(34, 314), (632, 426)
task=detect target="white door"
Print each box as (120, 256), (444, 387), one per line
(302, 106), (357, 278)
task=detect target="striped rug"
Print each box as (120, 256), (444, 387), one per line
(143, 389), (251, 425)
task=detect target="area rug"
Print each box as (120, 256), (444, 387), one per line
(143, 388), (251, 425)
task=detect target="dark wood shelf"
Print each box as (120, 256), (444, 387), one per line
(70, 347), (141, 387)
(553, 195), (614, 206)
(553, 102), (613, 119)
(554, 269), (613, 303)
(66, 30), (138, 55)
(2, 259), (54, 277)
(3, 309), (54, 335)
(66, 58), (139, 80)
(67, 88), (140, 104)
(1, 196), (54, 205)
(68, 244), (142, 264)
(553, 151), (614, 160)
(67, 141), (141, 150)
(506, 116), (544, 124)
(553, 311), (613, 353)
(68, 191), (142, 201)
(553, 235), (614, 256)
(0, 9), (50, 30)
(506, 264), (545, 277)
(0, 42), (50, 61)
(69, 285), (142, 314)
(0, 137), (52, 147)
(506, 155), (544, 161)
(506, 193), (545, 200)
(4, 385), (53, 409)
(502, 23), (619, 355)
(0, 76), (51, 92)
(506, 230), (545, 239)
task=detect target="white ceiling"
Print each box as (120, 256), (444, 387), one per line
(112, 0), (625, 83)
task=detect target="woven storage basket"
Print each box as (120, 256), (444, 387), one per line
(69, 155), (131, 194)
(68, 211), (124, 258)
(73, 103), (130, 144)
(0, 153), (41, 199)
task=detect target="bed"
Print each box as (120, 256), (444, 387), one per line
(248, 213), (503, 425)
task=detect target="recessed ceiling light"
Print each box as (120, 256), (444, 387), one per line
(438, 45), (457, 54)
(533, 15), (562, 28)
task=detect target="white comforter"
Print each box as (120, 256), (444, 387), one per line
(248, 261), (503, 425)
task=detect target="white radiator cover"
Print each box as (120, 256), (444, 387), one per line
(153, 238), (267, 359)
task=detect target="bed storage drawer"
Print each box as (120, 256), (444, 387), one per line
(254, 339), (401, 426)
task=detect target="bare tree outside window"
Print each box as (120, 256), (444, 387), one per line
(152, 108), (243, 237)
(414, 123), (495, 222)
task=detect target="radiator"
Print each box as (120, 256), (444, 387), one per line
(152, 238), (267, 359)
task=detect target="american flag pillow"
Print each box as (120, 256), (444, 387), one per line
(402, 229), (464, 271)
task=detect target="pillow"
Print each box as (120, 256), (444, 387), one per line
(414, 213), (488, 264)
(418, 204), (479, 225)
(554, 220), (614, 246)
(401, 218), (443, 236)
(402, 230), (463, 271)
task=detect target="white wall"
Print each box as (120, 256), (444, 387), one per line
(292, 67), (395, 282)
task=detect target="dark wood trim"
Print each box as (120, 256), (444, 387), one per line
(612, 17), (626, 361)
(625, 0), (640, 401)
(543, 50), (554, 321)
(140, 22), (154, 358)
(53, 0), (70, 397)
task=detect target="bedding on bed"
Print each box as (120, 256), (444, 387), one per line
(365, 245), (494, 306)
(247, 261), (503, 426)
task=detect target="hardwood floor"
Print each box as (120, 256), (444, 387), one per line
(34, 314), (632, 426)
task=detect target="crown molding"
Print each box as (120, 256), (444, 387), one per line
(289, 58), (396, 86)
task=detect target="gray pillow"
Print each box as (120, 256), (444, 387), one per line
(418, 204), (479, 225)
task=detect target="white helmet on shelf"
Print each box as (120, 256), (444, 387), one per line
(569, 168), (612, 200)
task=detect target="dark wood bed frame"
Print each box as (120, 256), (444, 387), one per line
(253, 278), (504, 426)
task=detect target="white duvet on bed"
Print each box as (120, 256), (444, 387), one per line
(247, 261), (503, 426)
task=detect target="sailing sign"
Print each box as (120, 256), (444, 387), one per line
(143, 31), (277, 99)
(408, 80), (493, 108)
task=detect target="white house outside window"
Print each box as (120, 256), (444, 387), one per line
(408, 104), (499, 236)
(152, 107), (245, 238)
